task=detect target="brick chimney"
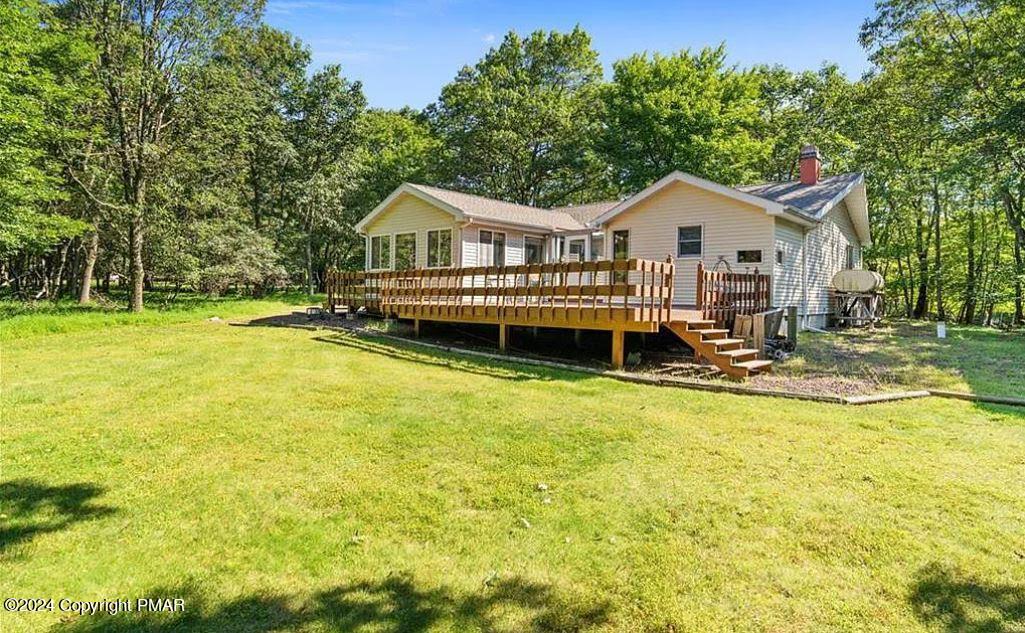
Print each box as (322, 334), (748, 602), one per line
(799, 145), (821, 185)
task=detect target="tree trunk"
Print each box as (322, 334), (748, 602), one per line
(963, 205), (977, 324)
(913, 203), (929, 319)
(79, 230), (99, 303)
(129, 211), (144, 312)
(932, 181), (945, 321)
(1015, 238), (1024, 325)
(306, 230), (315, 296)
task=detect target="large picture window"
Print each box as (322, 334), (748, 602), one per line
(478, 230), (506, 267)
(394, 233), (416, 269)
(427, 229), (452, 267)
(369, 235), (391, 270)
(677, 226), (702, 257)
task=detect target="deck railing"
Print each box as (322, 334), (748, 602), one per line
(326, 258), (676, 326)
(696, 261), (771, 328)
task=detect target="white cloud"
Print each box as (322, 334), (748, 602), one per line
(482, 33), (496, 43)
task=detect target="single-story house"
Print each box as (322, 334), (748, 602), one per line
(354, 146), (870, 329)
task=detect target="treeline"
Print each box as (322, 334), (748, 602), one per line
(1, 0), (1022, 325)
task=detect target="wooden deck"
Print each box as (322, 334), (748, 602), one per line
(326, 259), (773, 377)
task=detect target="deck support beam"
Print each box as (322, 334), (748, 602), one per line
(413, 319), (420, 338)
(574, 329), (582, 348)
(498, 323), (508, 353)
(611, 329), (625, 369)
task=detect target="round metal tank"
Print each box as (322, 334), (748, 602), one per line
(832, 269), (884, 292)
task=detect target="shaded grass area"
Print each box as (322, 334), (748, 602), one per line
(765, 321), (1025, 398)
(0, 290), (320, 341)
(2, 310), (1024, 631)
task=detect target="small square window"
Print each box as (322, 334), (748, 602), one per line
(776, 249), (784, 265)
(738, 250), (762, 264)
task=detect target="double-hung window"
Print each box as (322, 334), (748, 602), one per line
(427, 229), (452, 267)
(677, 226), (702, 257)
(479, 230), (506, 267)
(369, 235), (391, 270)
(394, 233), (416, 269)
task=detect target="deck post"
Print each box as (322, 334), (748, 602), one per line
(611, 329), (625, 369)
(498, 323), (508, 353)
(574, 329), (582, 348)
(413, 318), (420, 338)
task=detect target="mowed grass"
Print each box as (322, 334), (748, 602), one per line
(2, 305), (1024, 631)
(772, 322), (1025, 397)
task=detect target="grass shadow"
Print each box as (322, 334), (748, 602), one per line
(55, 574), (611, 632)
(312, 332), (594, 383)
(782, 322), (1025, 399)
(0, 479), (116, 553)
(910, 563), (1025, 632)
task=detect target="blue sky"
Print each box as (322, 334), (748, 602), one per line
(264, 0), (876, 110)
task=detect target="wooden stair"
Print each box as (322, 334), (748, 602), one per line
(664, 319), (773, 379)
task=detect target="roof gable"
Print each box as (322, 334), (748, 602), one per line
(592, 171), (786, 225)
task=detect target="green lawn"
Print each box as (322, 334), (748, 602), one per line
(3, 302), (1024, 631)
(763, 322), (1025, 398)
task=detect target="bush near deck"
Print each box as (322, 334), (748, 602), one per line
(2, 299), (1023, 631)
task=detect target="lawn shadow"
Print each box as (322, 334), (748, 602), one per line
(910, 562), (1025, 632)
(788, 322), (1025, 400)
(0, 479), (116, 553)
(55, 574), (611, 632)
(313, 333), (596, 383)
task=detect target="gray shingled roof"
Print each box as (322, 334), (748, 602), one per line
(737, 173), (864, 220)
(551, 201), (620, 225)
(401, 173), (863, 232)
(407, 183), (585, 231)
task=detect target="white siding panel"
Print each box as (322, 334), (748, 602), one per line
(805, 200), (862, 321)
(363, 193), (459, 269)
(773, 218), (805, 308)
(604, 181), (775, 305)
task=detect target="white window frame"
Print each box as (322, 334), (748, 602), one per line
(611, 229), (630, 260)
(426, 227), (453, 268)
(478, 229), (507, 267)
(676, 225), (703, 258)
(523, 234), (546, 265)
(567, 237), (587, 262)
(589, 232), (605, 262)
(368, 234), (392, 271)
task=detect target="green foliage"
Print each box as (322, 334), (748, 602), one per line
(427, 27), (612, 206)
(0, 0), (92, 255)
(601, 46), (767, 189)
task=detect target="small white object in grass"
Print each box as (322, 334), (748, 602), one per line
(208, 316), (222, 322)
(542, 496), (552, 505)
(937, 321), (947, 338)
(535, 482), (548, 491)
(519, 517), (532, 529)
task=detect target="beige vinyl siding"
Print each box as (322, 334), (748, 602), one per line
(363, 193), (460, 269)
(805, 199), (862, 325)
(603, 180), (775, 304)
(773, 218), (805, 308)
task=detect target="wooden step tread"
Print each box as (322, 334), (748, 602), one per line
(718, 348), (759, 358)
(711, 338), (745, 347)
(697, 328), (730, 337)
(683, 319), (715, 328)
(735, 359), (773, 370)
